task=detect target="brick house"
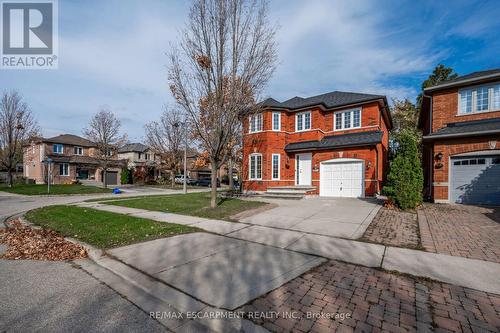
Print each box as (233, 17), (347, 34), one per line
(418, 68), (500, 205)
(23, 134), (126, 185)
(242, 91), (392, 197)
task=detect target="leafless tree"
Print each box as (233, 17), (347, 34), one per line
(145, 106), (186, 187)
(83, 108), (127, 188)
(0, 91), (39, 187)
(169, 0), (278, 208)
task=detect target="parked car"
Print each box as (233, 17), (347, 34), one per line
(195, 177), (220, 187)
(174, 175), (194, 185)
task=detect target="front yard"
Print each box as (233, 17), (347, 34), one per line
(102, 192), (267, 220)
(25, 205), (199, 248)
(0, 184), (112, 195)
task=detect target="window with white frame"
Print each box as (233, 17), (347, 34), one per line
(74, 146), (83, 155)
(296, 111), (311, 131)
(334, 108), (361, 130)
(459, 83), (500, 114)
(249, 154), (262, 180)
(53, 144), (63, 154)
(271, 154), (280, 180)
(59, 163), (69, 176)
(272, 112), (281, 131)
(249, 113), (263, 133)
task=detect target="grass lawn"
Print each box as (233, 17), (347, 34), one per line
(0, 184), (112, 195)
(104, 191), (266, 220)
(25, 205), (199, 248)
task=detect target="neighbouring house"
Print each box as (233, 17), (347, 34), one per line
(117, 143), (162, 182)
(242, 91), (392, 197)
(419, 68), (500, 205)
(23, 134), (126, 185)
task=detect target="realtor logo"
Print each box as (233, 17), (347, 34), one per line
(1, 0), (58, 69)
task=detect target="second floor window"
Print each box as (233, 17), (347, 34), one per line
(459, 83), (500, 114)
(145, 153), (150, 160)
(335, 108), (361, 130)
(53, 144), (63, 154)
(249, 113), (263, 133)
(74, 146), (83, 155)
(296, 112), (311, 131)
(272, 112), (281, 131)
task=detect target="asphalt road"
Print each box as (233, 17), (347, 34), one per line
(0, 259), (166, 332)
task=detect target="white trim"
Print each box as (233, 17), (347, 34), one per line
(59, 163), (69, 176)
(271, 153), (280, 180)
(53, 143), (63, 154)
(295, 111), (311, 132)
(295, 153), (312, 185)
(333, 108), (362, 131)
(248, 113), (263, 133)
(457, 82), (500, 116)
(74, 146), (83, 155)
(319, 158), (365, 197)
(272, 112), (281, 131)
(243, 125), (379, 137)
(248, 153), (262, 180)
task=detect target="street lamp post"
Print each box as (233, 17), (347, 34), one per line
(183, 123), (187, 194)
(42, 157), (53, 194)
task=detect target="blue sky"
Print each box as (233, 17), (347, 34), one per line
(1, 0), (500, 141)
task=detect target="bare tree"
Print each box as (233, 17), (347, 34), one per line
(83, 108), (127, 188)
(0, 91), (39, 187)
(145, 106), (185, 187)
(169, 0), (278, 208)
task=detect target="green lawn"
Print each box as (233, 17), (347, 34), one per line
(103, 192), (266, 220)
(0, 184), (112, 195)
(25, 205), (199, 248)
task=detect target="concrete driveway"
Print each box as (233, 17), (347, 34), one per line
(239, 197), (382, 239)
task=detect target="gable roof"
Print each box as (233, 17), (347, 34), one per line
(261, 91), (386, 110)
(43, 134), (95, 147)
(285, 131), (383, 152)
(424, 68), (500, 93)
(118, 143), (148, 153)
(423, 118), (500, 140)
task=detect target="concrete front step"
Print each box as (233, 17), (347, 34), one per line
(264, 185), (316, 199)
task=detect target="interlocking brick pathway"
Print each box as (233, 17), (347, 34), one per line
(240, 260), (500, 333)
(420, 204), (500, 263)
(360, 207), (420, 249)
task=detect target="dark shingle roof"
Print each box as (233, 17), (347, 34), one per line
(285, 131), (383, 152)
(424, 68), (500, 92)
(424, 118), (500, 139)
(261, 91), (385, 110)
(43, 134), (95, 147)
(118, 143), (148, 153)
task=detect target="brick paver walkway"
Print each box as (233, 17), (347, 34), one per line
(420, 204), (500, 263)
(240, 260), (500, 333)
(360, 207), (420, 249)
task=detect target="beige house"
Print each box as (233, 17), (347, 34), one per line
(23, 134), (126, 185)
(117, 143), (163, 181)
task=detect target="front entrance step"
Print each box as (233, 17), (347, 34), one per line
(77, 256), (269, 333)
(263, 185), (316, 199)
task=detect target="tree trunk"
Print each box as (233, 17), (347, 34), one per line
(228, 156), (234, 191)
(7, 169), (13, 187)
(170, 170), (175, 188)
(210, 160), (218, 208)
(103, 169), (107, 188)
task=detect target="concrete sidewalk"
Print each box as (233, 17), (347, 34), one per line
(76, 202), (500, 295)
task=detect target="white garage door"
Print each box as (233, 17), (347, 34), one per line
(320, 160), (364, 197)
(450, 155), (500, 205)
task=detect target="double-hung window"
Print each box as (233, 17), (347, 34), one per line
(272, 112), (281, 131)
(249, 154), (262, 180)
(296, 111), (311, 131)
(59, 163), (69, 176)
(459, 84), (500, 114)
(53, 144), (63, 154)
(335, 108), (361, 130)
(271, 154), (280, 180)
(74, 146), (83, 155)
(249, 113), (263, 133)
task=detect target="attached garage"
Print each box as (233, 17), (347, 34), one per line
(102, 171), (119, 185)
(450, 154), (500, 205)
(320, 159), (364, 197)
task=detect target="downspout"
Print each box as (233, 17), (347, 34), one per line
(375, 144), (379, 195)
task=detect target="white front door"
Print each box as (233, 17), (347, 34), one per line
(320, 159), (364, 197)
(296, 153), (312, 185)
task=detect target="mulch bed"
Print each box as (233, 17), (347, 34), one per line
(0, 219), (87, 261)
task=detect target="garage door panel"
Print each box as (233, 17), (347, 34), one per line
(320, 160), (363, 198)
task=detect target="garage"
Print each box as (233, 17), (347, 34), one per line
(450, 154), (500, 205)
(320, 159), (364, 197)
(102, 171), (118, 185)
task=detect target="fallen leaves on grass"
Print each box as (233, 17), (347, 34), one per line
(0, 220), (87, 261)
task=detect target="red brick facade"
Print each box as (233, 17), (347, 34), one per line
(420, 75), (500, 203)
(242, 100), (391, 196)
